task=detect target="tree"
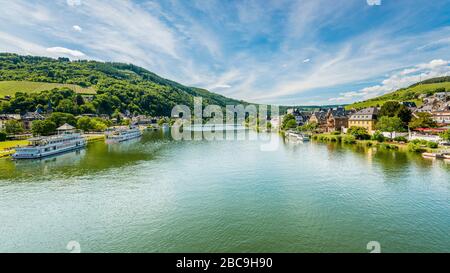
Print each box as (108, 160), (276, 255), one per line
(0, 131), (6, 141)
(298, 122), (318, 132)
(76, 116), (108, 132)
(49, 112), (77, 127)
(439, 129), (450, 142)
(376, 116), (405, 139)
(75, 94), (85, 106)
(55, 99), (77, 114)
(397, 105), (412, 124)
(285, 119), (297, 129)
(112, 109), (122, 124)
(281, 114), (296, 130)
(5, 120), (24, 135)
(76, 116), (93, 132)
(79, 103), (96, 114)
(379, 101), (401, 117)
(371, 131), (385, 142)
(347, 126), (370, 140)
(408, 112), (437, 129)
(379, 101), (411, 124)
(32, 120), (57, 136)
(0, 101), (11, 113)
(92, 120), (107, 131)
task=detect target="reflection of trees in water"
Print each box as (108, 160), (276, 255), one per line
(314, 141), (449, 181)
(369, 147), (450, 182)
(0, 131), (172, 181)
(1, 149), (86, 181)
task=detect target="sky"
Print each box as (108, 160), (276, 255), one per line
(0, 0), (450, 105)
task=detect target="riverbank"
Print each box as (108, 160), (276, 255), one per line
(84, 134), (106, 143)
(310, 132), (441, 153)
(0, 140), (29, 158)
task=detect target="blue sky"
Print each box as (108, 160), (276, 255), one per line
(0, 0), (450, 105)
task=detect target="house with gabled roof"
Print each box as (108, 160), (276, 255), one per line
(326, 107), (349, 132)
(348, 107), (379, 133)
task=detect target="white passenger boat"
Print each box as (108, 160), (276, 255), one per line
(13, 124), (86, 160)
(106, 126), (142, 143)
(287, 131), (310, 141)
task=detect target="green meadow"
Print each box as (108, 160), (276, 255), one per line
(0, 81), (96, 98)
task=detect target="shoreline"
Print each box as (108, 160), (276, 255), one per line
(0, 134), (106, 159)
(308, 132), (441, 153)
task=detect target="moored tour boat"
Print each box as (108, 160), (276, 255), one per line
(12, 124), (86, 160)
(106, 126), (142, 143)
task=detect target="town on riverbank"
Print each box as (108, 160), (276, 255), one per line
(273, 91), (450, 159)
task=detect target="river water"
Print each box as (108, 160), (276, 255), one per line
(0, 130), (449, 252)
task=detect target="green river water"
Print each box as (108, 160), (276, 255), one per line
(0, 130), (449, 252)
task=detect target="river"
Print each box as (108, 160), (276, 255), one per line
(0, 130), (449, 252)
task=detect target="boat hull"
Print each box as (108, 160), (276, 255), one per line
(287, 132), (310, 142)
(12, 143), (86, 160)
(106, 131), (142, 143)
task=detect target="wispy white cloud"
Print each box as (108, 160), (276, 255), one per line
(72, 25), (82, 32)
(0, 0), (449, 105)
(0, 31), (48, 56)
(46, 47), (85, 57)
(367, 0), (382, 6)
(66, 0), (82, 7)
(329, 59), (450, 102)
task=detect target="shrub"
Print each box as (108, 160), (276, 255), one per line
(407, 143), (426, 153)
(331, 131), (341, 135)
(343, 135), (356, 144)
(348, 126), (370, 140)
(371, 131), (385, 142)
(427, 142), (438, 149)
(382, 144), (399, 150)
(393, 136), (408, 143)
(0, 130), (6, 142)
(411, 139), (428, 145)
(379, 143), (391, 149)
(5, 120), (24, 135)
(366, 141), (374, 147)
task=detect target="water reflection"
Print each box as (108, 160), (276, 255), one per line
(0, 131), (172, 181)
(1, 131), (449, 182)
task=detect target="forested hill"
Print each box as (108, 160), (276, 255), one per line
(0, 53), (246, 116)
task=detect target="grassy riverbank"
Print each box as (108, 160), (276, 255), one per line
(84, 134), (106, 143)
(0, 140), (29, 151)
(0, 140), (29, 158)
(311, 133), (441, 153)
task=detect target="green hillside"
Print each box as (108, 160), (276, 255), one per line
(0, 53), (245, 116)
(346, 78), (450, 110)
(0, 81), (96, 97)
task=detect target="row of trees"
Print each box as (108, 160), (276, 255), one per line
(30, 113), (112, 136)
(0, 112), (116, 140)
